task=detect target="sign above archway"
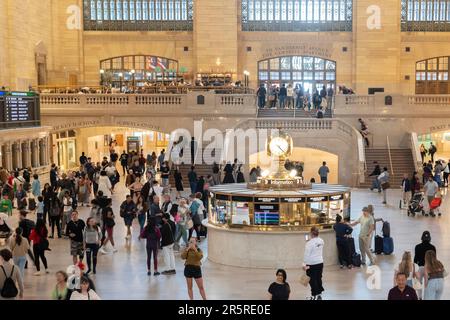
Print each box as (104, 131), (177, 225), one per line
(261, 44), (333, 60)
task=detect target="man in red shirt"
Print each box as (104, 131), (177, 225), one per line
(388, 273), (418, 300)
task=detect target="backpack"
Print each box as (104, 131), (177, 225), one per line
(1, 265), (18, 298)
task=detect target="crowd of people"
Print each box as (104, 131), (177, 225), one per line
(257, 83), (334, 114)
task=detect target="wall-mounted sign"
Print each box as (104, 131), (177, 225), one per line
(0, 91), (40, 129)
(281, 197), (306, 203)
(307, 196), (327, 202)
(255, 197), (279, 203)
(261, 44), (333, 60)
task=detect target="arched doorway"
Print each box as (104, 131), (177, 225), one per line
(257, 55), (336, 93)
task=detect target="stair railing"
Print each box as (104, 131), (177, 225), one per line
(387, 135), (395, 177)
(409, 132), (423, 173)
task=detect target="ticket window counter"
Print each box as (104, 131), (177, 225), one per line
(279, 199), (307, 226)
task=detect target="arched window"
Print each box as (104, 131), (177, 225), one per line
(416, 56), (450, 94)
(83, 0), (194, 31)
(99, 55), (179, 87)
(242, 0), (353, 32)
(401, 0), (450, 31)
(258, 55), (336, 92)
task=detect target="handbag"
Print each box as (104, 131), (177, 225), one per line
(299, 273), (310, 287)
(381, 181), (390, 190)
(186, 218), (194, 230)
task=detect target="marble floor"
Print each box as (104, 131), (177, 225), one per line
(2, 182), (450, 300)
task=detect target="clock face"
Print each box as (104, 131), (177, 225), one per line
(269, 137), (289, 156)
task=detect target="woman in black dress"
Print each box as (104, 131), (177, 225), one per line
(268, 269), (290, 300)
(174, 168), (183, 199)
(236, 165), (245, 183)
(222, 163), (234, 184)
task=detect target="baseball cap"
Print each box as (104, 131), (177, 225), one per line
(421, 231), (431, 242)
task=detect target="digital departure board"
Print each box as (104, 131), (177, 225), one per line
(0, 91), (40, 129)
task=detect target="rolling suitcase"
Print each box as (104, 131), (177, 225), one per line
(28, 198), (36, 211)
(347, 237), (356, 256)
(375, 235), (384, 255)
(383, 237), (394, 255)
(382, 221), (390, 238)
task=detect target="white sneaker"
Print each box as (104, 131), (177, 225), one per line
(99, 247), (108, 255)
(45, 269), (50, 274)
(112, 247), (118, 253)
(34, 271), (41, 276)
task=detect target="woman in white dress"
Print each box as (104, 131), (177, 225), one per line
(97, 171), (112, 198)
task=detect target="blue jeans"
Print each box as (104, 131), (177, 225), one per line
(295, 96), (303, 108)
(434, 174), (442, 187)
(371, 178), (381, 191)
(424, 278), (444, 300)
(258, 96), (266, 108)
(13, 256), (27, 278)
(279, 95), (286, 108)
(189, 182), (197, 195)
(138, 213), (146, 232)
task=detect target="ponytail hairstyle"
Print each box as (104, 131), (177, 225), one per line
(15, 227), (23, 246)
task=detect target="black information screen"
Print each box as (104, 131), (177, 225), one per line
(0, 91), (40, 129)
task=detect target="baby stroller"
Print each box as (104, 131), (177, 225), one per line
(429, 196), (442, 217)
(407, 192), (425, 217)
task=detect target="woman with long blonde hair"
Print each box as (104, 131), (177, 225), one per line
(394, 251), (419, 288)
(424, 250), (445, 300)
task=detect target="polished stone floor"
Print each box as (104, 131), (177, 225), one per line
(2, 182), (450, 300)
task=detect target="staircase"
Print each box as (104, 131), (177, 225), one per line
(257, 108), (332, 118)
(361, 148), (415, 188)
(168, 164), (214, 189)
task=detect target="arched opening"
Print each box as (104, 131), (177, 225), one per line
(51, 126), (171, 171)
(249, 147), (339, 184)
(99, 54), (180, 88)
(415, 56), (449, 94)
(257, 55), (336, 93)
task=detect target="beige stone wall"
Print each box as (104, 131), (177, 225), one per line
(3, 0), (450, 93)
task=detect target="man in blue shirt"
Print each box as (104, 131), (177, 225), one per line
(318, 162), (330, 184)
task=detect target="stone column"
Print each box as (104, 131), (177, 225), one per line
(12, 142), (22, 170)
(39, 139), (45, 166)
(22, 140), (32, 169)
(31, 139), (40, 168)
(42, 136), (49, 166)
(2, 143), (13, 171)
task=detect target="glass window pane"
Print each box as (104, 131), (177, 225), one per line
(325, 72), (335, 80)
(143, 0), (148, 19)
(427, 72), (437, 80)
(281, 72), (291, 80)
(303, 57), (313, 70)
(103, 0), (109, 19)
(315, 71), (324, 80)
(259, 71), (269, 80)
(293, 71), (302, 80)
(91, 0), (96, 19)
(292, 56), (302, 70)
(270, 72), (280, 80)
(417, 61), (426, 71)
(326, 60), (336, 70)
(428, 58), (438, 70)
(304, 71), (313, 80)
(116, 0), (122, 19)
(315, 57), (325, 70)
(112, 58), (122, 69)
(439, 57), (448, 70)
(439, 72), (448, 80)
(124, 56), (133, 69)
(280, 57), (291, 69)
(97, 0), (103, 20)
(110, 0), (116, 20)
(259, 60), (269, 70)
(270, 58), (280, 70)
(130, 0), (135, 20)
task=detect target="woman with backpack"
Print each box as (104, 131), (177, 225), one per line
(83, 217), (102, 275)
(139, 218), (161, 276)
(0, 249), (24, 300)
(29, 219), (50, 276)
(9, 227), (29, 278)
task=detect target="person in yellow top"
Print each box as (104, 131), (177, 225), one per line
(181, 238), (206, 300)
